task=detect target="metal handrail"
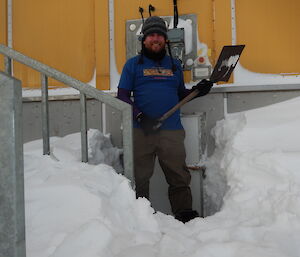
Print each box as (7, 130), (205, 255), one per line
(0, 44), (134, 186)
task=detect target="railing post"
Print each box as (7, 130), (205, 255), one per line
(41, 74), (50, 155)
(4, 56), (12, 75)
(122, 108), (135, 188)
(80, 93), (88, 162)
(0, 72), (26, 257)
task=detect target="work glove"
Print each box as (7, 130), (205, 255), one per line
(192, 79), (214, 97)
(136, 113), (161, 136)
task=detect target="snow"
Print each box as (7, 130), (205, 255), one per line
(22, 69), (97, 98)
(24, 97), (300, 257)
(22, 87), (80, 98)
(220, 55), (240, 69)
(234, 63), (300, 86)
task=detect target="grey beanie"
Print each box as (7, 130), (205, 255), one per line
(142, 16), (168, 40)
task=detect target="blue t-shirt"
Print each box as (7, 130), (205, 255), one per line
(118, 55), (186, 130)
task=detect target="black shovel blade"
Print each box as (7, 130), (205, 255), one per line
(209, 45), (245, 83)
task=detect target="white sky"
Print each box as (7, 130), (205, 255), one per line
(24, 96), (300, 257)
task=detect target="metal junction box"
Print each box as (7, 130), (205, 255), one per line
(126, 14), (198, 71)
(167, 27), (185, 63)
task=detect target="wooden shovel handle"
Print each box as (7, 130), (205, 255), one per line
(158, 89), (200, 122)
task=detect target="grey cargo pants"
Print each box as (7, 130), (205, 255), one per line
(133, 128), (192, 214)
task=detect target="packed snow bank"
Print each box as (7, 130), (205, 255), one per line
(24, 130), (159, 257)
(203, 97), (300, 255)
(50, 129), (123, 172)
(24, 97), (300, 257)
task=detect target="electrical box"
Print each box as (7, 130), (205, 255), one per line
(192, 64), (212, 81)
(126, 14), (198, 71)
(167, 27), (185, 63)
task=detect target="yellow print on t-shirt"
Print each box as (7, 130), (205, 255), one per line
(143, 68), (173, 76)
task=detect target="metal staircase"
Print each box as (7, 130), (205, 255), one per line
(0, 44), (134, 257)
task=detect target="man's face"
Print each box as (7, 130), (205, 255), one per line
(143, 33), (166, 53)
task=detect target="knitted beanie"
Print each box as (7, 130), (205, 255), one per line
(142, 16), (168, 40)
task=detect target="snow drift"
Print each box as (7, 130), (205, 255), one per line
(24, 97), (300, 257)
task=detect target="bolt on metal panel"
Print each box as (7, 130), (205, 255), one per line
(227, 90), (300, 114)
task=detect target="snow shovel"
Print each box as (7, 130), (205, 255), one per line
(155, 45), (245, 128)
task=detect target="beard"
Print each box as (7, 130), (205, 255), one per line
(143, 45), (167, 61)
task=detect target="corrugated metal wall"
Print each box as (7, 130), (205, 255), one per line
(236, 0), (300, 74)
(12, 0), (95, 88)
(1, 0), (300, 89)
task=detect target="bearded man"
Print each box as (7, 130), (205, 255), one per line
(117, 16), (213, 223)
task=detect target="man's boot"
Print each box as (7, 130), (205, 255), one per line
(175, 209), (199, 223)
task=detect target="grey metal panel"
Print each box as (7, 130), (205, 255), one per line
(126, 14), (198, 70)
(87, 99), (102, 131)
(22, 101), (43, 143)
(227, 90), (300, 113)
(212, 83), (300, 93)
(22, 99), (102, 143)
(181, 93), (225, 156)
(0, 72), (26, 257)
(105, 105), (123, 148)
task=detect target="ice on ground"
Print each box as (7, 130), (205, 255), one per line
(24, 97), (300, 257)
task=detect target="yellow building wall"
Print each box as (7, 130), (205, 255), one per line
(236, 0), (300, 74)
(212, 0), (234, 84)
(0, 0), (7, 71)
(2, 0), (300, 89)
(13, 0), (95, 88)
(213, 0), (233, 59)
(95, 0), (110, 90)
